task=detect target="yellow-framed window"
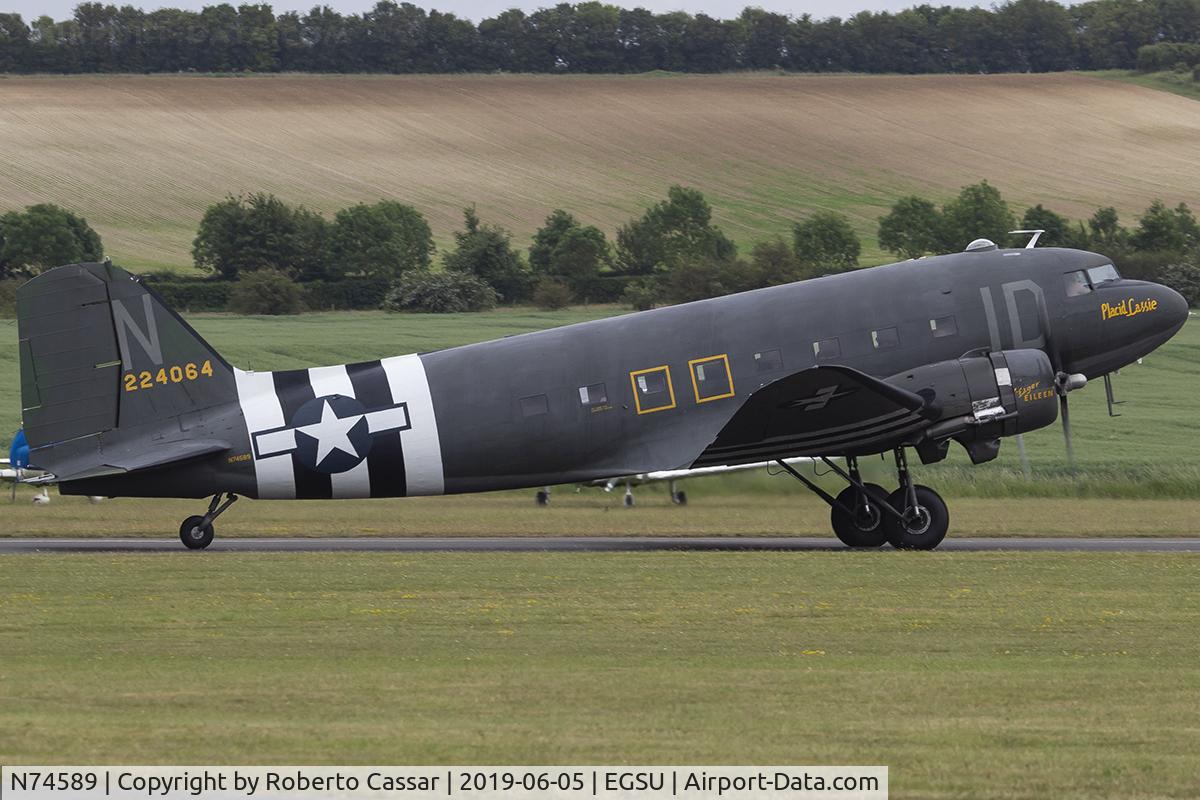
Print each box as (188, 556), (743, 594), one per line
(629, 365), (676, 414)
(688, 354), (735, 403)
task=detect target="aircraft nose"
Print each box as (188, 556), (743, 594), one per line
(1157, 283), (1190, 332)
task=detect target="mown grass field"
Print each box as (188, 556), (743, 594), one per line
(1, 72), (1199, 270)
(2, 552), (1198, 798)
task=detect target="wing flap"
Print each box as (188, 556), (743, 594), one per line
(693, 365), (937, 467)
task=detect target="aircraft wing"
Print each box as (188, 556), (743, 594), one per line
(583, 457), (813, 488)
(692, 364), (938, 468)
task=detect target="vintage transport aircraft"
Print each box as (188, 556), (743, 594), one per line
(14, 239), (1188, 550)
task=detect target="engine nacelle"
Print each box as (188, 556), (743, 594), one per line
(887, 349), (1059, 464)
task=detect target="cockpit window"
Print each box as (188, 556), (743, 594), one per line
(1064, 270), (1092, 297)
(1086, 264), (1120, 285)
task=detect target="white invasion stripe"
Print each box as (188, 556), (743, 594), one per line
(365, 405), (409, 433)
(380, 353), (445, 495)
(255, 428), (296, 458)
(307, 364), (372, 499)
(234, 368), (295, 500)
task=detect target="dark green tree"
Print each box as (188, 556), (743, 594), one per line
(442, 207), (531, 303)
(659, 256), (745, 304)
(529, 209), (579, 276)
(938, 181), (1015, 251)
(1088, 206), (1128, 251)
(878, 196), (943, 258)
(192, 193), (327, 280)
(746, 238), (805, 287)
(793, 210), (861, 271)
(615, 185), (735, 276)
(0, 204), (103, 276)
(1130, 200), (1200, 253)
(327, 200), (434, 280)
(1021, 204), (1090, 248)
(997, 0), (1077, 72)
(550, 225), (610, 301)
(0, 13), (31, 73)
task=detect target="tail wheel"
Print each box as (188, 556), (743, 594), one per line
(830, 483), (889, 547)
(884, 485), (949, 550)
(179, 515), (214, 550)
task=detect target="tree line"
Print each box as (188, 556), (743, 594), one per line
(1, 0), (1200, 76)
(2, 182), (1198, 317)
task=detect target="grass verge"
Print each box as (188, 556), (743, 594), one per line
(1, 551), (1198, 799)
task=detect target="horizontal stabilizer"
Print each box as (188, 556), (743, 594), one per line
(44, 439), (231, 483)
(693, 364), (937, 467)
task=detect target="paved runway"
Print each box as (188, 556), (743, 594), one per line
(2, 536), (1199, 553)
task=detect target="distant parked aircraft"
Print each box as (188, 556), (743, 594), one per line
(13, 242), (1187, 549)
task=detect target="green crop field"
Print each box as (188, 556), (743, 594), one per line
(2, 551), (1198, 798)
(1, 72), (1199, 271)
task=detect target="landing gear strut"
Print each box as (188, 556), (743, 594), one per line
(179, 492), (238, 550)
(775, 450), (949, 550)
(883, 448), (949, 550)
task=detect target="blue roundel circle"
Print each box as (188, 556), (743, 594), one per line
(290, 394), (373, 474)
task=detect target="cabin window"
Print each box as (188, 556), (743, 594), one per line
(520, 394), (548, 417)
(689, 355), (735, 403)
(630, 365), (676, 414)
(753, 349), (783, 372)
(1064, 270), (1092, 297)
(578, 383), (607, 405)
(813, 338), (840, 360)
(930, 315), (957, 338)
(872, 327), (899, 350)
(1086, 263), (1120, 285)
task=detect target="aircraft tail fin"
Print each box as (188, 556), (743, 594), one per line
(17, 262), (237, 479)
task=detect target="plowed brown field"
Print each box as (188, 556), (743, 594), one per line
(1, 72), (1198, 270)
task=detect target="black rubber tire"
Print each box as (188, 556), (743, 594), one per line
(883, 485), (949, 550)
(623, 493), (634, 507)
(535, 491), (550, 507)
(179, 515), (214, 550)
(830, 483), (890, 547)
(671, 491), (688, 506)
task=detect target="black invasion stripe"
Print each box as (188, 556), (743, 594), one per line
(346, 360), (407, 498)
(272, 368), (332, 500)
(705, 408), (913, 456)
(693, 416), (927, 467)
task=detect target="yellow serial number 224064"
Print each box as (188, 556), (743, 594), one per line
(123, 360), (214, 392)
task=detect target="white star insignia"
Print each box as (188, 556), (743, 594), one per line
(295, 399), (361, 466)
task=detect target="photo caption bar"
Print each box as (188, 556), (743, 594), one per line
(0, 767), (886, 800)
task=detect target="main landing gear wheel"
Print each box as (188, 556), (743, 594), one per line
(535, 489), (550, 507)
(830, 483), (889, 548)
(884, 485), (949, 550)
(179, 515), (214, 550)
